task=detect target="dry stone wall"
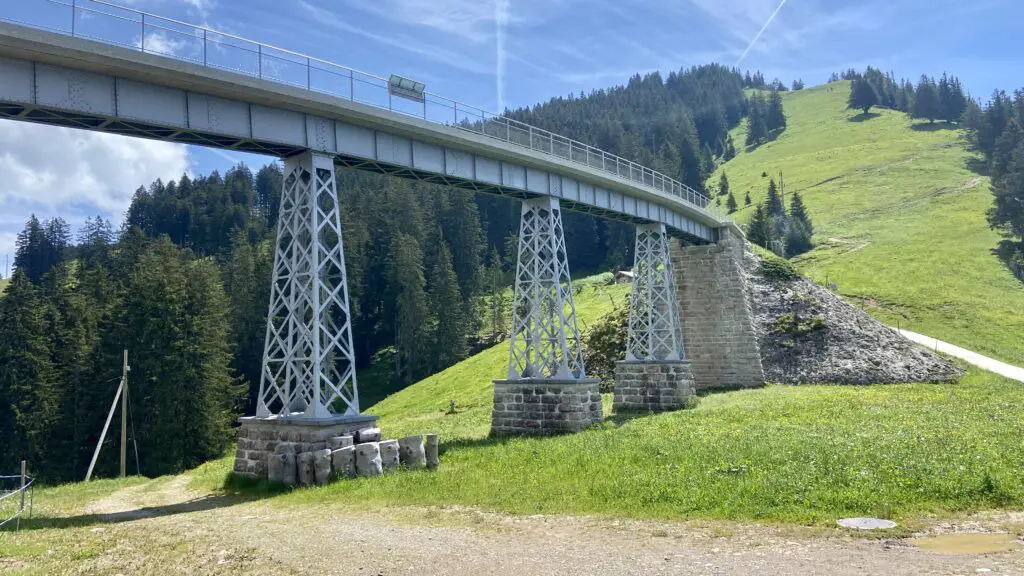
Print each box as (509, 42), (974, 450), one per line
(491, 379), (602, 435)
(613, 361), (694, 412)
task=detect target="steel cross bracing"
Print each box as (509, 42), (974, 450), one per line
(258, 151), (359, 418)
(507, 196), (586, 380)
(626, 223), (686, 361)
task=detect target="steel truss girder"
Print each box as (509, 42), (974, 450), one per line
(626, 223), (686, 361)
(257, 151), (359, 418)
(507, 196), (586, 380)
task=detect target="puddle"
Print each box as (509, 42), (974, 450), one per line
(910, 533), (1021, 555)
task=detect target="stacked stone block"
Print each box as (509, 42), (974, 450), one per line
(491, 379), (602, 436)
(233, 416), (378, 478)
(669, 227), (765, 391)
(613, 361), (695, 412)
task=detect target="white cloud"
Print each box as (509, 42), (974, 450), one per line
(495, 0), (510, 112)
(0, 123), (190, 260)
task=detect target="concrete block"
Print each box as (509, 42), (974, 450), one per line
(332, 445), (355, 478)
(313, 448), (332, 485)
(356, 428), (381, 443)
(297, 452), (315, 486)
(425, 434), (439, 471)
(398, 435), (427, 469)
(355, 442), (382, 477)
(327, 436), (354, 450)
(379, 439), (400, 473)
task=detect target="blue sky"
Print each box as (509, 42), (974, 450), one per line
(1, 0), (1021, 270)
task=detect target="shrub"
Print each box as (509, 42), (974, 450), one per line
(759, 254), (800, 281)
(582, 305), (628, 392)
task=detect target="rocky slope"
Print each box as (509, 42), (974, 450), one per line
(744, 250), (963, 384)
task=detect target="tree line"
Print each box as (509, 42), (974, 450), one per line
(962, 88), (1024, 274)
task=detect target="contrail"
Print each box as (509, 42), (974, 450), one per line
(735, 0), (789, 66)
(495, 0), (510, 113)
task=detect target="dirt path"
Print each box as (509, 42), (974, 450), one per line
(51, 477), (1024, 575)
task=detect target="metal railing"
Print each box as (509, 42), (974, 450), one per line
(1, 0), (723, 220)
(0, 466), (35, 531)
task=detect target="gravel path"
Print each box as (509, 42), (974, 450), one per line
(897, 329), (1024, 383)
(58, 477), (1024, 575)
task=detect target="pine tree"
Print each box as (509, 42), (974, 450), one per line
(726, 191), (738, 213)
(426, 231), (467, 372)
(724, 135), (737, 161)
(792, 79), (805, 91)
(767, 89), (787, 132)
(746, 93), (769, 146)
(784, 191), (814, 256)
(719, 172), (730, 197)
(746, 203), (773, 247)
(766, 178), (785, 217)
(0, 270), (57, 477)
(848, 78), (879, 115)
(386, 234), (430, 383)
(988, 139), (1024, 247)
(912, 75), (941, 123)
(14, 215), (48, 283)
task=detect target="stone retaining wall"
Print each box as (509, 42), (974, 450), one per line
(669, 228), (765, 391)
(613, 361), (694, 412)
(491, 379), (602, 436)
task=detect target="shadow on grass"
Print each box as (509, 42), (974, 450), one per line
(8, 475), (294, 533)
(911, 121), (959, 132)
(965, 156), (989, 176)
(991, 240), (1024, 285)
(847, 112), (881, 122)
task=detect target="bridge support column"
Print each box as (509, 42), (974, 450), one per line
(492, 196), (601, 436)
(613, 223), (695, 412)
(235, 151), (376, 479)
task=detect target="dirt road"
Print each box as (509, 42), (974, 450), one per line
(29, 476), (1023, 575)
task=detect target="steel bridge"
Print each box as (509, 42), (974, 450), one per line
(0, 0), (738, 434)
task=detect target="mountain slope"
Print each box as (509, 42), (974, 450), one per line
(715, 81), (1024, 366)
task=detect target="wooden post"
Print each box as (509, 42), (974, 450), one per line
(18, 460), (26, 530)
(120, 349), (128, 478)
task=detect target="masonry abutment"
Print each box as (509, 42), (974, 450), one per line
(669, 227), (765, 391)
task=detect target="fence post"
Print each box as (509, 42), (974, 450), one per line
(17, 460), (26, 530)
(141, 14), (146, 52)
(71, 0), (75, 35)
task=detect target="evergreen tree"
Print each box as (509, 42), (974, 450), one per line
(988, 139), (1024, 247)
(784, 192), (814, 256)
(746, 203), (773, 247)
(766, 89), (787, 132)
(0, 270), (57, 477)
(746, 93), (769, 146)
(792, 79), (805, 91)
(744, 191), (752, 205)
(718, 172), (730, 197)
(726, 191), (738, 214)
(766, 178), (785, 217)
(14, 215), (48, 283)
(724, 135), (737, 161)
(386, 234), (430, 383)
(425, 230), (467, 372)
(848, 78), (879, 115)
(912, 75), (942, 123)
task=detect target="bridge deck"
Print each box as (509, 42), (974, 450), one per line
(0, 5), (739, 243)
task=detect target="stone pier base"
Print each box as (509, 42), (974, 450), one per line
(234, 414), (379, 478)
(613, 360), (695, 412)
(491, 379), (602, 436)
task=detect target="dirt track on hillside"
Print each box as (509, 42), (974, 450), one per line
(30, 477), (1024, 575)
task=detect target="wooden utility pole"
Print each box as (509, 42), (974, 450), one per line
(120, 349), (128, 478)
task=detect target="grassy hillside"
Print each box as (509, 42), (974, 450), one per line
(716, 81), (1024, 366)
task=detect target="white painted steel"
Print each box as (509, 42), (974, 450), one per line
(507, 197), (585, 380)
(626, 223), (685, 361)
(258, 151), (359, 419)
